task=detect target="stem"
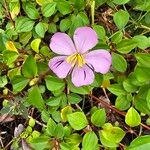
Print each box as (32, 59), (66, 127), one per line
(91, 0), (95, 26)
(89, 94), (150, 130)
(3, 0), (15, 28)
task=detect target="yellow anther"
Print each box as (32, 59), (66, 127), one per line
(66, 53), (86, 67)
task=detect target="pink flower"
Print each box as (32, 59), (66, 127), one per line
(48, 27), (112, 87)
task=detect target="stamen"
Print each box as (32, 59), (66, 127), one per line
(66, 53), (86, 68)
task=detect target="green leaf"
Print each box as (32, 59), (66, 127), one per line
(125, 107), (141, 127)
(135, 85), (150, 114)
(30, 137), (50, 150)
(135, 53), (150, 68)
(133, 35), (149, 50)
(31, 38), (41, 53)
(27, 86), (45, 110)
(23, 2), (39, 20)
(117, 39), (137, 54)
(82, 131), (98, 150)
(60, 18), (71, 32)
(113, 0), (130, 5)
(46, 95), (62, 106)
(15, 17), (35, 33)
(112, 52), (127, 72)
(22, 55), (37, 78)
(92, 25), (106, 41)
(41, 2), (56, 17)
(48, 23), (57, 33)
(91, 109), (106, 127)
(123, 79), (138, 93)
(113, 10), (129, 30)
(0, 76), (8, 88)
(45, 75), (65, 91)
(57, 1), (72, 15)
(74, 0), (85, 10)
(134, 66), (150, 83)
(146, 89), (150, 110)
(61, 106), (72, 122)
(111, 30), (123, 44)
(46, 118), (56, 136)
(68, 93), (82, 104)
(67, 112), (88, 130)
(126, 135), (150, 150)
(115, 95), (131, 111)
(11, 75), (29, 94)
(3, 50), (18, 66)
(54, 123), (64, 138)
(35, 22), (48, 38)
(108, 84), (127, 96)
(19, 32), (32, 45)
(99, 123), (125, 148)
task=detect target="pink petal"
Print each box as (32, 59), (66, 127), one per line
(71, 65), (94, 87)
(85, 50), (112, 74)
(50, 32), (76, 55)
(73, 27), (98, 54)
(49, 56), (72, 78)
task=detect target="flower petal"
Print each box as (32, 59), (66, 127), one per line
(49, 56), (72, 78)
(85, 50), (112, 74)
(50, 32), (76, 55)
(71, 65), (94, 87)
(73, 27), (98, 54)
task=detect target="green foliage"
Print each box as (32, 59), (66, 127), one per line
(113, 9), (130, 30)
(67, 112), (88, 130)
(1, 0), (150, 149)
(125, 107), (141, 127)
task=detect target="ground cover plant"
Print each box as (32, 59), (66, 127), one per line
(0, 0), (150, 149)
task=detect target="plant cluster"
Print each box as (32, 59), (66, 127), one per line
(0, 0), (150, 149)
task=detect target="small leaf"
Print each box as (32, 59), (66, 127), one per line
(27, 86), (45, 110)
(0, 76), (8, 88)
(99, 123), (125, 148)
(91, 109), (106, 127)
(31, 39), (41, 53)
(60, 18), (71, 32)
(67, 112), (88, 130)
(113, 10), (129, 29)
(23, 2), (39, 20)
(22, 55), (37, 78)
(125, 107), (141, 127)
(41, 2), (56, 17)
(61, 106), (72, 122)
(115, 95), (131, 111)
(45, 75), (65, 91)
(5, 41), (18, 53)
(112, 52), (127, 72)
(133, 35), (149, 50)
(82, 131), (98, 150)
(35, 22), (48, 38)
(68, 93), (82, 104)
(126, 135), (150, 150)
(135, 53), (150, 68)
(57, 1), (72, 15)
(46, 118), (56, 136)
(54, 123), (64, 138)
(117, 39), (137, 54)
(108, 84), (127, 96)
(92, 25), (106, 41)
(111, 30), (123, 44)
(15, 17), (35, 33)
(11, 75), (29, 94)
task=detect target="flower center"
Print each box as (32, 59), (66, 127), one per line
(66, 53), (86, 67)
